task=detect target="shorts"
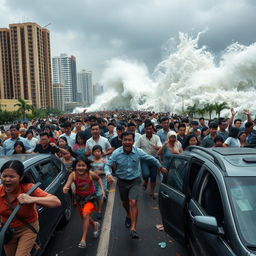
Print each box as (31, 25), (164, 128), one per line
(77, 201), (96, 216)
(117, 177), (141, 202)
(93, 177), (108, 198)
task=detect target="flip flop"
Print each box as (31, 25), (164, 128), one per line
(78, 241), (87, 248)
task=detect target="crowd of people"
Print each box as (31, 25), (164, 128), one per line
(0, 108), (256, 254)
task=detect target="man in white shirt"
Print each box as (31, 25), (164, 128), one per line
(85, 123), (112, 159)
(59, 121), (76, 148)
(135, 121), (162, 199)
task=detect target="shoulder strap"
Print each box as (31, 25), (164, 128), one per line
(4, 194), (38, 234)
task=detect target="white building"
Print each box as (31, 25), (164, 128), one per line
(52, 54), (77, 103)
(77, 70), (93, 106)
(52, 83), (64, 111)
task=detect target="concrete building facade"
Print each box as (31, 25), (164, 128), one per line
(0, 22), (53, 109)
(52, 83), (64, 111)
(77, 70), (93, 106)
(52, 54), (77, 103)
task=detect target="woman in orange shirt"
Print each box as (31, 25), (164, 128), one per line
(0, 160), (61, 256)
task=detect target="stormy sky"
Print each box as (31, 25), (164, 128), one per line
(1, 0), (256, 83)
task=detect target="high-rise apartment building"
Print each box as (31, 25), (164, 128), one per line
(93, 83), (104, 102)
(77, 70), (93, 106)
(52, 54), (77, 103)
(0, 28), (13, 99)
(0, 22), (53, 108)
(52, 83), (64, 111)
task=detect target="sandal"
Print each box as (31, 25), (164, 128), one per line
(78, 241), (87, 248)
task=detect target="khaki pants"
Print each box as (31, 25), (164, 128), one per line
(4, 221), (39, 256)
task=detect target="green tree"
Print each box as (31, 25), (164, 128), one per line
(186, 104), (198, 117)
(213, 102), (229, 119)
(203, 103), (215, 120)
(14, 98), (33, 120)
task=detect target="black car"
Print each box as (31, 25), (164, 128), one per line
(159, 146), (256, 256)
(0, 154), (72, 256)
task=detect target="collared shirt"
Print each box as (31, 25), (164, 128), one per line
(1, 137), (32, 155)
(157, 128), (169, 144)
(85, 135), (111, 158)
(135, 134), (162, 157)
(59, 132), (76, 148)
(104, 146), (161, 180)
(0, 183), (49, 228)
(201, 134), (215, 148)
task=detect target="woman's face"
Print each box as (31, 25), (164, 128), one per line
(75, 160), (88, 175)
(168, 135), (177, 144)
(1, 168), (22, 193)
(15, 145), (23, 154)
(189, 137), (198, 145)
(77, 136), (84, 145)
(239, 133), (247, 142)
(203, 129), (209, 136)
(59, 138), (67, 147)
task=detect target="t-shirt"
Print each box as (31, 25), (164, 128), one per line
(34, 144), (60, 154)
(0, 183), (50, 227)
(224, 137), (241, 147)
(135, 134), (162, 157)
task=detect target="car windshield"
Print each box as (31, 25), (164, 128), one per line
(226, 177), (256, 247)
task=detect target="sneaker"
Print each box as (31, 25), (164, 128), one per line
(93, 222), (100, 239)
(125, 217), (131, 228)
(130, 230), (139, 239)
(78, 241), (86, 248)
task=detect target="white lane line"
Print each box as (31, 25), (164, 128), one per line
(96, 181), (116, 256)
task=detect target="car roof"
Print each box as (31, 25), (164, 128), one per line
(186, 146), (256, 177)
(0, 154), (52, 170)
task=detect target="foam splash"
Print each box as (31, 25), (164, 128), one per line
(75, 32), (256, 114)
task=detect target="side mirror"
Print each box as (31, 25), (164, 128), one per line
(194, 216), (224, 235)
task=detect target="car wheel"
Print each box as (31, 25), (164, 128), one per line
(59, 193), (72, 226)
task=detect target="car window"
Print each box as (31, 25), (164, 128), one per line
(197, 173), (224, 226)
(166, 158), (188, 192)
(35, 161), (60, 190)
(24, 168), (36, 183)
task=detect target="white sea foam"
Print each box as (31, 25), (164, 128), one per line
(74, 32), (256, 114)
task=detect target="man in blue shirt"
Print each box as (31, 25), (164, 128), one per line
(1, 125), (31, 155)
(156, 117), (170, 144)
(105, 131), (167, 239)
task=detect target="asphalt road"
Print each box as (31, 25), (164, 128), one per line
(43, 178), (188, 256)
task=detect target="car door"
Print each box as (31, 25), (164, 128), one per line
(32, 158), (65, 245)
(188, 169), (235, 256)
(159, 155), (191, 244)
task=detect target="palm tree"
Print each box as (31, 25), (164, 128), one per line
(213, 102), (229, 119)
(14, 98), (33, 120)
(186, 104), (198, 117)
(203, 103), (215, 120)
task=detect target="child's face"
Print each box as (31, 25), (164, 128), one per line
(59, 139), (66, 147)
(76, 160), (88, 175)
(63, 152), (71, 160)
(15, 145), (23, 153)
(93, 149), (102, 159)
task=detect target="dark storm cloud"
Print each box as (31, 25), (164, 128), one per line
(1, 0), (256, 80)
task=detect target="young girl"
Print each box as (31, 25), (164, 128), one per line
(63, 156), (105, 248)
(13, 141), (26, 154)
(91, 145), (108, 220)
(60, 147), (77, 173)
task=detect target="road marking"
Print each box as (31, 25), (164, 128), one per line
(97, 181), (116, 256)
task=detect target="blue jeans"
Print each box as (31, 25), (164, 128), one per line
(140, 159), (158, 183)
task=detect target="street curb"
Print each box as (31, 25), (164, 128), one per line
(96, 181), (116, 256)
